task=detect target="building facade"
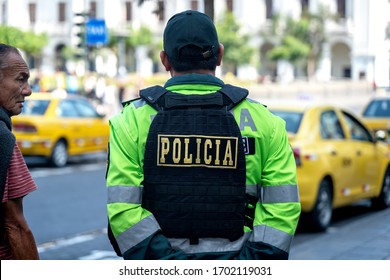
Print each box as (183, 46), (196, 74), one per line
(0, 0), (389, 87)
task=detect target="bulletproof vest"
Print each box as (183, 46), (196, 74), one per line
(141, 84), (248, 243)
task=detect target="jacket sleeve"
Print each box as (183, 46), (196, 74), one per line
(106, 110), (188, 260)
(237, 114), (301, 260)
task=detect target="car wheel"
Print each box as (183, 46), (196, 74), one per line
(49, 140), (68, 168)
(307, 180), (333, 232)
(371, 167), (390, 210)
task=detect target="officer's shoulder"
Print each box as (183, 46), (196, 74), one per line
(121, 97), (141, 108)
(239, 96), (268, 112)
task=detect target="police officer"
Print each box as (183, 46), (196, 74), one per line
(106, 10), (301, 260)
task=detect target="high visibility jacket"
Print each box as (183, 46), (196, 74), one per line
(106, 73), (301, 260)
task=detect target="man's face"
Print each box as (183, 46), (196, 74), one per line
(0, 52), (32, 116)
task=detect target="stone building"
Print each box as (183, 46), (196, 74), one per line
(0, 0), (389, 87)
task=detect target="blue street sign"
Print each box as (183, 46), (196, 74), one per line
(86, 19), (108, 46)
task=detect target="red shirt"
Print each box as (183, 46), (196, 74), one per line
(0, 144), (38, 259)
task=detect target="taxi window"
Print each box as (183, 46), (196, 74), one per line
(269, 110), (303, 133)
(320, 110), (345, 139)
(58, 99), (79, 117)
(22, 100), (50, 115)
(73, 99), (100, 118)
(57, 99), (99, 118)
(362, 99), (390, 117)
(342, 111), (373, 142)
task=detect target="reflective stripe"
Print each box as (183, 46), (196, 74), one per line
(246, 184), (257, 196)
(169, 232), (251, 254)
(246, 184), (299, 203)
(260, 185), (299, 203)
(246, 98), (260, 104)
(133, 99), (147, 109)
(107, 185), (143, 204)
(116, 215), (160, 254)
(250, 224), (293, 253)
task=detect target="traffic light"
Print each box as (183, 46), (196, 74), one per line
(72, 12), (89, 58)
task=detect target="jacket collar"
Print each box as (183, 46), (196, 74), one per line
(164, 73), (224, 88)
(0, 107), (12, 131)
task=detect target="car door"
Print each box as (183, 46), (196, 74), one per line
(319, 110), (357, 207)
(341, 111), (380, 199)
(72, 98), (109, 152)
(57, 98), (90, 155)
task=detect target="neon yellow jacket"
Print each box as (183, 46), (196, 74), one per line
(106, 73), (301, 259)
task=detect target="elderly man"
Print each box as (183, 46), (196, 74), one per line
(0, 43), (39, 260)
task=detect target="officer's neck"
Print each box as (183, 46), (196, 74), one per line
(170, 69), (216, 77)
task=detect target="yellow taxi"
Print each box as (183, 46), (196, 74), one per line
(13, 92), (109, 167)
(269, 103), (390, 231)
(360, 96), (390, 141)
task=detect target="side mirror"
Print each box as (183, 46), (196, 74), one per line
(375, 130), (388, 142)
(98, 112), (106, 119)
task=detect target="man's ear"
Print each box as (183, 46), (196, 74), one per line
(217, 43), (224, 66)
(160, 51), (172, 71)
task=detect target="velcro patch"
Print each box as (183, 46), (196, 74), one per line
(242, 136), (255, 155)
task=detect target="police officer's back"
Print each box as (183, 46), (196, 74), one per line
(106, 10), (301, 260)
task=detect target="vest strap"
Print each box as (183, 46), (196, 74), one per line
(139, 85), (167, 110)
(139, 84), (249, 111)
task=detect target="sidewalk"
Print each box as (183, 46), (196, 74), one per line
(246, 80), (375, 112)
(289, 207), (390, 260)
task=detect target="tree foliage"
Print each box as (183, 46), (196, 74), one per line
(128, 25), (153, 46)
(216, 12), (254, 72)
(109, 24), (153, 48)
(264, 5), (337, 78)
(0, 25), (48, 56)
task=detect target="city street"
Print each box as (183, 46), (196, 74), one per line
(24, 150), (390, 260)
(20, 88), (389, 260)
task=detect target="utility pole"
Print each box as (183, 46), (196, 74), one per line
(72, 11), (90, 71)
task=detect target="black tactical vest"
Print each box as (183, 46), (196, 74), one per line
(141, 84), (248, 243)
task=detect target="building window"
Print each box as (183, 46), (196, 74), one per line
(337, 0), (346, 18)
(191, 0), (198, 11)
(58, 2), (66, 23)
(265, 0), (273, 19)
(301, 0), (309, 13)
(29, 2), (36, 24)
(126, 1), (132, 22)
(157, 0), (164, 21)
(226, 0), (233, 12)
(1, 2), (6, 24)
(89, 1), (97, 18)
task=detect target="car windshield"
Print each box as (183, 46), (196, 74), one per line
(21, 99), (50, 115)
(270, 110), (303, 133)
(362, 99), (390, 117)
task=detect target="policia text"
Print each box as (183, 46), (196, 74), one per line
(158, 134), (239, 168)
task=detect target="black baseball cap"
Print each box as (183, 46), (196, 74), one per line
(163, 10), (219, 61)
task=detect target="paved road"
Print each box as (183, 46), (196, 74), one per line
(27, 158), (390, 260)
(23, 90), (390, 261)
(290, 206), (390, 260)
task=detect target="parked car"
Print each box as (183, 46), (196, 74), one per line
(13, 92), (109, 167)
(269, 103), (390, 231)
(360, 96), (390, 142)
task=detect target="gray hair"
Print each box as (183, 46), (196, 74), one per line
(0, 44), (21, 79)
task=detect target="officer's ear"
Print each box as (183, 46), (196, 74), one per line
(217, 43), (224, 66)
(160, 51), (172, 72)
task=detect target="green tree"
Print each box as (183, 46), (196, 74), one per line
(216, 12), (254, 74)
(264, 5), (337, 79)
(0, 25), (48, 56)
(108, 25), (153, 50)
(128, 25), (153, 47)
